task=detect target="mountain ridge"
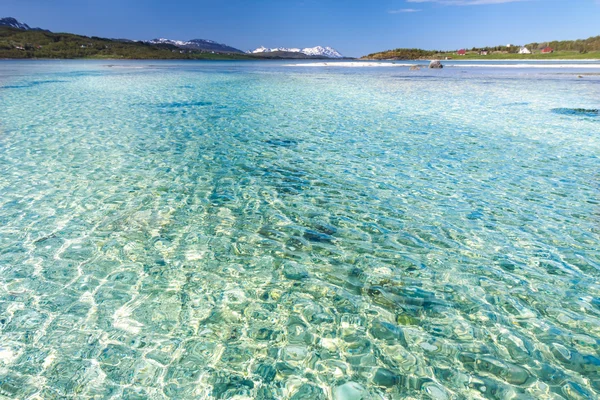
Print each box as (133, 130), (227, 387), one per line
(0, 17), (344, 59)
(0, 19), (253, 60)
(251, 46), (343, 58)
(147, 38), (245, 54)
(0, 17), (48, 32)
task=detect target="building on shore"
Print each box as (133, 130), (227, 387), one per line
(541, 47), (554, 54)
(519, 47), (531, 54)
(457, 49), (466, 56)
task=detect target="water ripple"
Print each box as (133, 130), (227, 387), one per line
(0, 61), (599, 399)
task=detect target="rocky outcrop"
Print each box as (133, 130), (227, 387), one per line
(429, 60), (444, 69)
(429, 60), (443, 69)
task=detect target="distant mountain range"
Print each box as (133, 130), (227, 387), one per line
(147, 38), (245, 54)
(0, 17), (344, 59)
(144, 42), (344, 58)
(0, 18), (254, 60)
(250, 46), (343, 58)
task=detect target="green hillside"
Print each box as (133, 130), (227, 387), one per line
(528, 35), (600, 52)
(362, 36), (600, 60)
(0, 27), (254, 60)
(362, 48), (438, 60)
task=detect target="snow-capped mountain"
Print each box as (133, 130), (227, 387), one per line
(147, 38), (244, 54)
(148, 38), (192, 47)
(250, 46), (343, 58)
(252, 46), (301, 54)
(0, 17), (31, 30)
(298, 46), (344, 58)
(0, 17), (47, 31)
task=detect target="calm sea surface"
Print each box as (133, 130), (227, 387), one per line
(0, 60), (599, 399)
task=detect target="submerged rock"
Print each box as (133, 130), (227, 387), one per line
(254, 363), (276, 383)
(372, 368), (401, 387)
(409, 65), (421, 71)
(265, 138), (299, 147)
(157, 100), (212, 108)
(334, 382), (367, 400)
(291, 383), (326, 399)
(303, 229), (334, 243)
(429, 60), (443, 69)
(369, 320), (408, 346)
(282, 263), (309, 281)
(551, 108), (599, 117)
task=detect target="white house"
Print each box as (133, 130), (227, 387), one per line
(519, 47), (531, 54)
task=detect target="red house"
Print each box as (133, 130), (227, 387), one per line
(541, 47), (554, 54)
(457, 49), (466, 56)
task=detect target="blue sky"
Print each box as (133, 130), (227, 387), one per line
(2, 0), (599, 56)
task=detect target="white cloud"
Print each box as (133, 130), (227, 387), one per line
(407, 0), (530, 5)
(388, 8), (422, 13)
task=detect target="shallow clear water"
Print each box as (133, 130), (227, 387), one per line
(0, 60), (599, 399)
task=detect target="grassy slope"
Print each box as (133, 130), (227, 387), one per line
(362, 36), (600, 60)
(363, 50), (600, 61)
(0, 27), (255, 60)
(431, 51), (600, 60)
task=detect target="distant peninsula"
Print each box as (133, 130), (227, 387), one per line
(362, 36), (600, 60)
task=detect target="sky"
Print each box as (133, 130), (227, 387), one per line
(2, 0), (599, 57)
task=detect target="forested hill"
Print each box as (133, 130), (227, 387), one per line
(361, 48), (437, 60)
(527, 35), (600, 52)
(363, 35), (600, 60)
(0, 27), (254, 60)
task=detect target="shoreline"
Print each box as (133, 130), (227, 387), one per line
(3, 57), (600, 62)
(360, 58), (600, 62)
(287, 61), (600, 69)
(428, 58), (600, 62)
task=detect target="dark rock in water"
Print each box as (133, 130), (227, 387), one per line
(254, 363), (276, 383)
(265, 138), (298, 147)
(157, 101), (212, 108)
(304, 229), (334, 243)
(276, 361), (297, 376)
(499, 261), (516, 272)
(283, 263), (309, 280)
(286, 236), (309, 251)
(1, 80), (66, 90)
(257, 387), (276, 400)
(429, 60), (443, 69)
(313, 221), (337, 236)
(372, 368), (401, 387)
(251, 327), (276, 341)
(467, 210), (484, 220)
(291, 383), (326, 400)
(211, 373), (254, 399)
(369, 320), (408, 346)
(552, 108), (599, 117)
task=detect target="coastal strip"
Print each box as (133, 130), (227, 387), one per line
(287, 62), (600, 69)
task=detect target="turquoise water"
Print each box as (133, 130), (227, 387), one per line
(0, 60), (599, 399)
